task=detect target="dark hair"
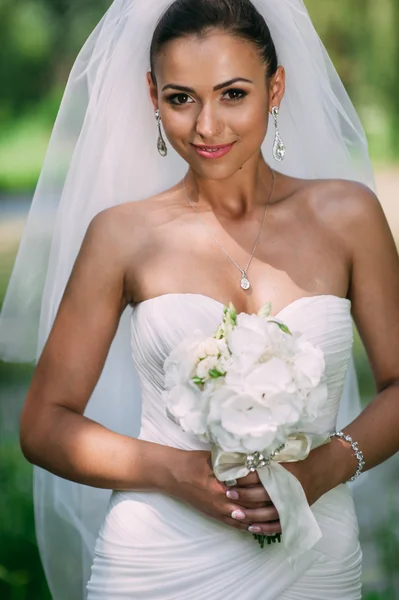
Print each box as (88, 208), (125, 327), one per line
(150, 0), (278, 83)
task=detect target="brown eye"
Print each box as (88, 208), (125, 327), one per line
(223, 88), (247, 101)
(167, 93), (194, 105)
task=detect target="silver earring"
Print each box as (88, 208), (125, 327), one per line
(272, 106), (286, 162)
(155, 109), (168, 157)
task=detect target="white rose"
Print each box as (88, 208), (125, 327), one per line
(196, 355), (221, 380)
(216, 338), (230, 359)
(195, 337), (220, 360)
(164, 329), (207, 388)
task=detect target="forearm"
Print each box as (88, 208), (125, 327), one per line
(312, 382), (399, 493)
(21, 406), (179, 492)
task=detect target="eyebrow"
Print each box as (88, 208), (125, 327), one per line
(161, 77), (253, 93)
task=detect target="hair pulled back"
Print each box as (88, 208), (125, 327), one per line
(150, 0), (278, 82)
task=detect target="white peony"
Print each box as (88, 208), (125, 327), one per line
(207, 387), (286, 454)
(292, 334), (325, 392)
(267, 390), (304, 425)
(163, 383), (210, 439)
(302, 380), (328, 421)
(227, 314), (270, 364)
(225, 356), (295, 397)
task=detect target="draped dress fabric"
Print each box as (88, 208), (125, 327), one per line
(87, 294), (362, 599)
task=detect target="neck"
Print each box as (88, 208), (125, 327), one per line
(183, 154), (275, 218)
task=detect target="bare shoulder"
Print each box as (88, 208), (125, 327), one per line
(293, 176), (379, 220)
(284, 175), (384, 237)
(312, 178), (391, 251)
(87, 183), (182, 252)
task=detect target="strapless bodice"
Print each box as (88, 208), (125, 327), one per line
(130, 293), (353, 448)
(87, 293), (362, 600)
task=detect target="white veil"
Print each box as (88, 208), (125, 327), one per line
(0, 1), (376, 598)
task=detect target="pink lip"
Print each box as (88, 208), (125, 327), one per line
(191, 142), (236, 159)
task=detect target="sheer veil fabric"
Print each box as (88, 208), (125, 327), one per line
(0, 1), (377, 598)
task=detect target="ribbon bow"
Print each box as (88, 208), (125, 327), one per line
(212, 433), (331, 560)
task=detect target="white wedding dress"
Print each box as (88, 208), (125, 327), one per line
(86, 293), (362, 599)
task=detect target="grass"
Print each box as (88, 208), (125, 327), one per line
(0, 440), (51, 600)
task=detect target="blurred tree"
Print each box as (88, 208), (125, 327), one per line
(0, 0), (111, 125)
(307, 0), (399, 159)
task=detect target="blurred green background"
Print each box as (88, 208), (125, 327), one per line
(0, 0), (398, 598)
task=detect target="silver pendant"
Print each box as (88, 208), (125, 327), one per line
(272, 106), (286, 162)
(273, 132), (285, 162)
(241, 273), (251, 290)
(157, 135), (168, 157)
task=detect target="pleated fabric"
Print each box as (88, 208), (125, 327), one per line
(87, 294), (362, 599)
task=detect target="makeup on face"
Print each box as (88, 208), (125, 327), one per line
(190, 142), (237, 159)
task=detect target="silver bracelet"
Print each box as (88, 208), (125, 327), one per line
(330, 431), (365, 482)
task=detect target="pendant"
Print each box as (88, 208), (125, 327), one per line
(240, 272), (251, 290)
(273, 131), (286, 162)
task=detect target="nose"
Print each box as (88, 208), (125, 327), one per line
(195, 103), (223, 140)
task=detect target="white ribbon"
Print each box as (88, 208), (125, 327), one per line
(212, 433), (331, 561)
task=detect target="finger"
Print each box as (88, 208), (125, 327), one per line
(248, 521), (282, 535)
(232, 505), (280, 524)
(236, 472), (260, 486)
(227, 485), (272, 504)
(222, 516), (253, 531)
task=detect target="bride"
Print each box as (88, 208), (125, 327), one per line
(1, 0), (399, 598)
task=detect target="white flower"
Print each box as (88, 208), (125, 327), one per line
(292, 335), (325, 392)
(228, 313), (270, 363)
(163, 305), (328, 459)
(226, 356), (295, 397)
(207, 387), (286, 455)
(267, 390), (304, 425)
(163, 383), (210, 439)
(303, 380), (328, 421)
(164, 329), (207, 388)
(195, 338), (220, 360)
(216, 338), (230, 359)
(196, 355), (221, 380)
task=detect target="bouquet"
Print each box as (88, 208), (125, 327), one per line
(163, 302), (331, 559)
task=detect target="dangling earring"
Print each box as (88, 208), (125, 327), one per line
(155, 109), (168, 157)
(271, 106), (286, 162)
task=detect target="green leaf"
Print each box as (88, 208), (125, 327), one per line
(209, 369), (224, 378)
(258, 302), (272, 318)
(192, 376), (204, 385)
(269, 320), (292, 335)
(214, 325), (224, 340)
(228, 302), (237, 321)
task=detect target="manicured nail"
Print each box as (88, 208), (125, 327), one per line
(231, 509), (246, 520)
(226, 490), (239, 500)
(248, 526), (262, 533)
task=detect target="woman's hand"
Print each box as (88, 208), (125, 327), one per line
(223, 453), (330, 535)
(165, 450), (281, 535)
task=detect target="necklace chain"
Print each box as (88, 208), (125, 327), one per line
(183, 168), (276, 290)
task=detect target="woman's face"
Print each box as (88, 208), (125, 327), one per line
(148, 30), (285, 180)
